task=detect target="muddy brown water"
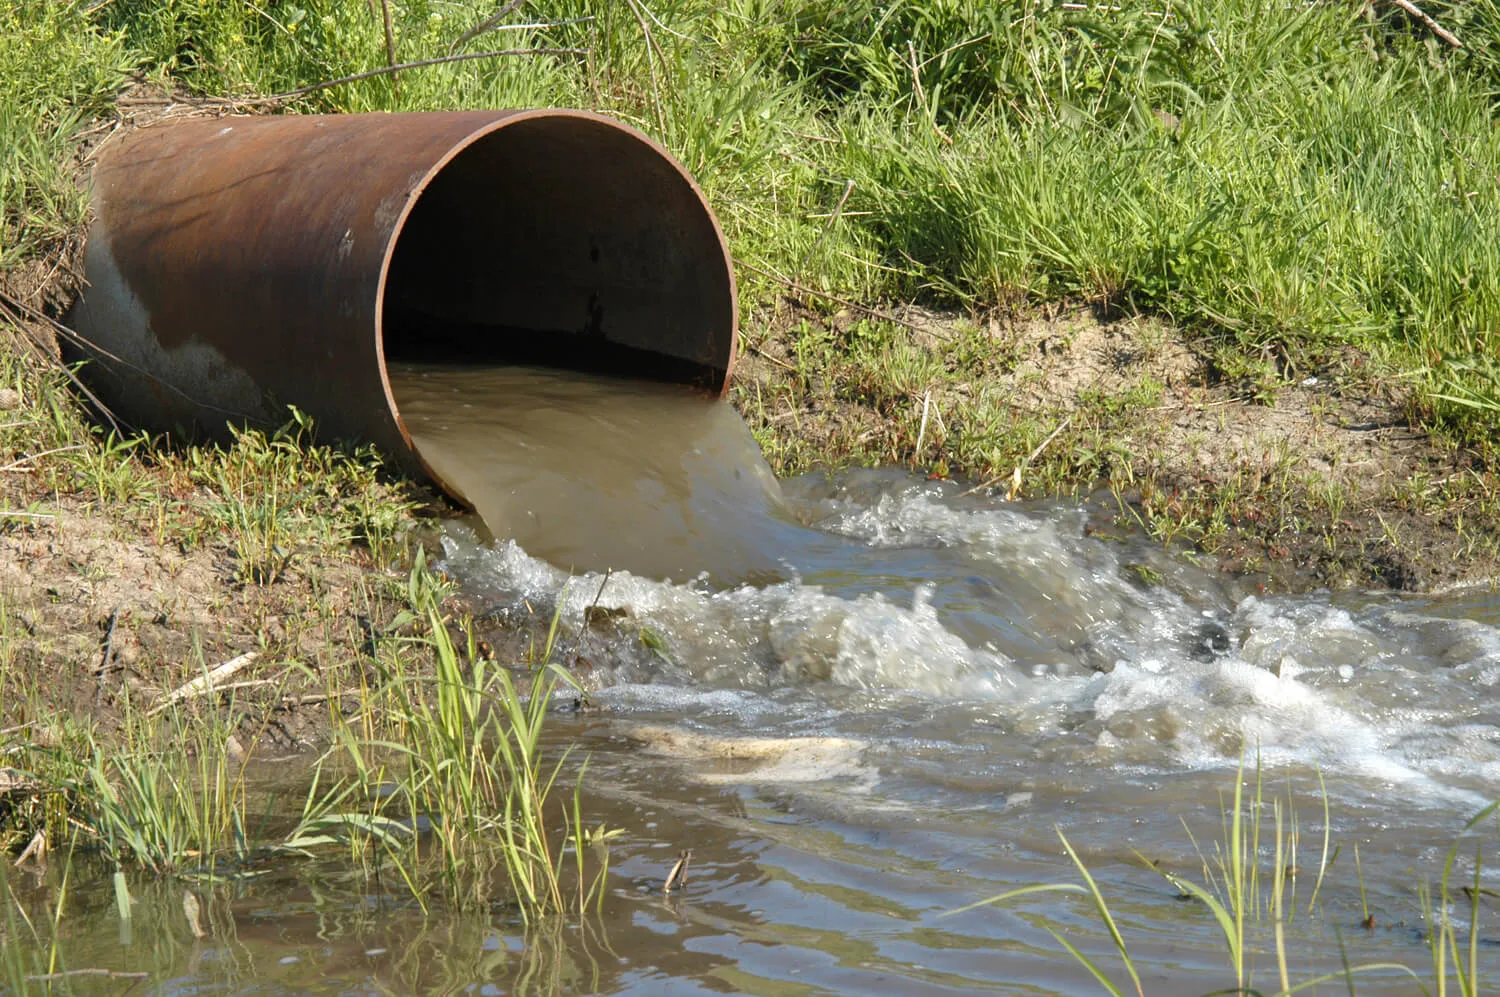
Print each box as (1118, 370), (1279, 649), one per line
(11, 365), (1500, 995)
(390, 363), (800, 586)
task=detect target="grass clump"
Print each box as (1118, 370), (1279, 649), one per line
(8, 0), (1481, 432)
(0, 4), (124, 268)
(308, 556), (615, 918)
(0, 554), (610, 923)
(951, 758), (1500, 996)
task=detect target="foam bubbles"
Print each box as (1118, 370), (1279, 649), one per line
(438, 469), (1500, 808)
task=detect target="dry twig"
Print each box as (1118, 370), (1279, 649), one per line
(0, 293), (125, 435)
(0, 444), (85, 472)
(1385, 0), (1463, 47)
(26, 970), (149, 982)
(914, 391), (933, 459)
(450, 0), (524, 51)
(739, 261), (934, 335)
(253, 47), (587, 102)
(796, 179), (856, 277)
(663, 849), (692, 892)
(959, 415), (1073, 499)
(148, 652), (260, 716)
(621, 0), (668, 134)
(379, 0), (400, 91)
(0, 288), (251, 423)
(14, 830), (47, 868)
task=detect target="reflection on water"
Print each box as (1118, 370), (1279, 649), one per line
(1, 730), (1473, 997)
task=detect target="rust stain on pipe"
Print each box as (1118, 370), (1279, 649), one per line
(67, 110), (738, 497)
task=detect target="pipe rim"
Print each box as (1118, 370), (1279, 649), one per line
(371, 108), (739, 501)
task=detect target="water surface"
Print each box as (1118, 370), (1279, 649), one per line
(12, 364), (1500, 995)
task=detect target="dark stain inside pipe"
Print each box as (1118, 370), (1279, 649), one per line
(379, 114), (731, 392)
(388, 363), (808, 586)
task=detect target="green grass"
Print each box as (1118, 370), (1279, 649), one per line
(948, 759), (1500, 997)
(302, 554), (616, 918)
(0, 553), (609, 921)
(3, 0), (1498, 432)
(0, 4), (124, 269)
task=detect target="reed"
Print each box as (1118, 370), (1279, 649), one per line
(2, 552), (611, 922)
(946, 758), (1487, 995)
(298, 553), (616, 918)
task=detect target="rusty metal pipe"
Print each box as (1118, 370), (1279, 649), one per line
(66, 110), (737, 497)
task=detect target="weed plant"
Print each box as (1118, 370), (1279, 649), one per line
(951, 757), (1500, 996)
(0, 554), (609, 923)
(305, 553), (615, 918)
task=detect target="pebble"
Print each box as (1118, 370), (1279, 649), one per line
(0, 388), (19, 410)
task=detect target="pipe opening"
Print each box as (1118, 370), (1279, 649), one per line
(380, 113), (735, 392)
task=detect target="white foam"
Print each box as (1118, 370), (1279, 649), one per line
(438, 478), (1500, 808)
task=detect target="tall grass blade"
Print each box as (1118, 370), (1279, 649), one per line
(1057, 830), (1144, 997)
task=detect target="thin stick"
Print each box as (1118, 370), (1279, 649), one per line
(450, 0), (524, 52)
(277, 689), (361, 708)
(959, 415), (1073, 498)
(914, 391), (932, 458)
(622, 0), (667, 134)
(94, 607), (119, 706)
(379, 0), (400, 92)
(0, 297), (125, 435)
(663, 849), (692, 893)
(148, 652), (260, 715)
(907, 40), (951, 145)
(787, 129), (841, 145)
(583, 568), (614, 632)
(183, 678), (280, 694)
(0, 444), (85, 473)
(13, 831), (46, 868)
(749, 343), (797, 373)
(254, 48), (588, 103)
(0, 289), (245, 422)
(98, 609), (119, 676)
(739, 262), (933, 334)
(1386, 0), (1463, 47)
(0, 511), (56, 521)
(797, 179), (855, 277)
(26, 970), (151, 982)
(453, 14), (593, 46)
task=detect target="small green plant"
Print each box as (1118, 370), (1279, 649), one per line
(946, 758), (1470, 995)
(71, 431), (150, 508)
(309, 553), (617, 919)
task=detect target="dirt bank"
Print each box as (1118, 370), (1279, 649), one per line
(733, 295), (1500, 594)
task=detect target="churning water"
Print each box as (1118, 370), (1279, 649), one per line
(394, 365), (1500, 812)
(385, 364), (1500, 991)
(33, 364), (1492, 995)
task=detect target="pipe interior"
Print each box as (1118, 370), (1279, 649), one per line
(381, 115), (734, 391)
